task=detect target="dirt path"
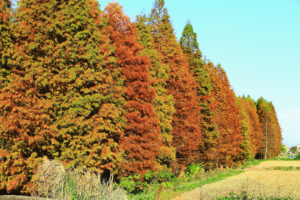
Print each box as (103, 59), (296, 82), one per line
(172, 161), (300, 200)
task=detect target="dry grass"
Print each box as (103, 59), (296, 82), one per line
(248, 160), (300, 168)
(29, 156), (129, 200)
(172, 161), (300, 200)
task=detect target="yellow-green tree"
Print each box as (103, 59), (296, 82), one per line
(206, 63), (242, 168)
(256, 97), (282, 159)
(0, 0), (14, 90)
(135, 13), (176, 168)
(180, 21), (219, 170)
(235, 96), (255, 164)
(148, 0), (203, 173)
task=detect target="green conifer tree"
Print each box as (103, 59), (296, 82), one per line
(180, 21), (218, 170)
(268, 102), (283, 157)
(207, 63), (243, 168)
(135, 13), (176, 168)
(256, 99), (282, 159)
(148, 0), (203, 172)
(0, 0), (14, 90)
(242, 95), (265, 158)
(256, 97), (271, 159)
(235, 96), (255, 164)
(0, 0), (14, 152)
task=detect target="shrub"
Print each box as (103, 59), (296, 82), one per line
(185, 163), (203, 178)
(294, 154), (300, 160)
(117, 168), (176, 194)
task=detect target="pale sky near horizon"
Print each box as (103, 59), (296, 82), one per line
(99, 0), (300, 148)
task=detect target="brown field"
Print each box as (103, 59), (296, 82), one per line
(172, 161), (300, 200)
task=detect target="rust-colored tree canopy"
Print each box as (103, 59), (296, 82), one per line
(147, 0), (203, 169)
(135, 13), (176, 168)
(235, 96), (256, 164)
(239, 95), (265, 157)
(255, 97), (282, 159)
(206, 63), (243, 168)
(0, 0), (13, 90)
(180, 21), (218, 171)
(0, 0), (283, 195)
(104, 2), (166, 179)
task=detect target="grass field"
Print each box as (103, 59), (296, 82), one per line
(171, 160), (300, 200)
(3, 157), (300, 200)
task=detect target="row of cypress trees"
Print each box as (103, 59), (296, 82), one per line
(0, 0), (282, 195)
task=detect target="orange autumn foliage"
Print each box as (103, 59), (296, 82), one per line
(206, 63), (242, 168)
(104, 2), (166, 179)
(148, 0), (203, 171)
(239, 95), (265, 157)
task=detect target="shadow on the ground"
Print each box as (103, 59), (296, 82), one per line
(0, 189), (27, 196)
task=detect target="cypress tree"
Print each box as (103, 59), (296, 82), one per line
(135, 13), (176, 168)
(268, 102), (282, 157)
(207, 63), (242, 168)
(256, 98), (282, 159)
(148, 0), (202, 172)
(242, 95), (265, 158)
(0, 0), (14, 153)
(235, 96), (255, 164)
(255, 97), (271, 159)
(180, 21), (218, 170)
(0, 0), (124, 194)
(0, 0), (13, 90)
(104, 2), (166, 178)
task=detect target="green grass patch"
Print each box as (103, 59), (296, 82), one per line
(272, 154), (300, 161)
(127, 159), (268, 200)
(266, 166), (300, 171)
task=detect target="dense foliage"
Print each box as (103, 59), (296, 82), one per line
(146, 0), (203, 172)
(206, 63), (243, 168)
(180, 21), (219, 171)
(0, 0), (14, 90)
(0, 0), (283, 195)
(255, 97), (282, 159)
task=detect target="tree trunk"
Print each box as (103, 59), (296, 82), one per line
(264, 119), (268, 159)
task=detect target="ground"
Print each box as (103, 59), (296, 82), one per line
(172, 161), (300, 200)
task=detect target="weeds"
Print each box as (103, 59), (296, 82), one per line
(128, 159), (265, 200)
(10, 157), (296, 200)
(29, 156), (129, 200)
(266, 166), (300, 171)
(272, 155), (300, 161)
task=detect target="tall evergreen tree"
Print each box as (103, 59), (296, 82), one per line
(256, 97), (273, 159)
(104, 2), (167, 179)
(0, 0), (13, 152)
(207, 63), (243, 168)
(148, 0), (203, 172)
(242, 95), (265, 157)
(0, 0), (124, 194)
(235, 96), (255, 164)
(180, 21), (218, 170)
(268, 102), (282, 157)
(180, 20), (203, 65)
(0, 0), (14, 90)
(256, 98), (282, 159)
(135, 13), (176, 168)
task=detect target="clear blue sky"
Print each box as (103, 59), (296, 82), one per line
(99, 0), (300, 148)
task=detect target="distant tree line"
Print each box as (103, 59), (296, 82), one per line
(0, 0), (282, 195)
